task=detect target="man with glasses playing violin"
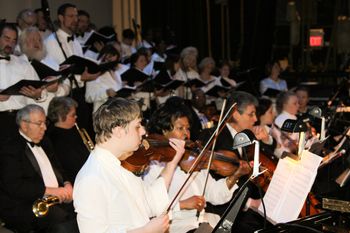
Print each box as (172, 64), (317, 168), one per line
(202, 91), (274, 232)
(0, 104), (78, 233)
(143, 101), (251, 233)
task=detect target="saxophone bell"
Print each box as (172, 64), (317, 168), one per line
(32, 195), (60, 217)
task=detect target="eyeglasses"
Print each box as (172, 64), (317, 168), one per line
(23, 119), (49, 127)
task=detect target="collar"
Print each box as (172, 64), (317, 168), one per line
(19, 130), (41, 147)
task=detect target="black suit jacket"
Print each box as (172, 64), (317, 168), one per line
(0, 132), (67, 230)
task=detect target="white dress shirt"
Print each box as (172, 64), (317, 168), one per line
(85, 71), (119, 112)
(20, 131), (58, 188)
(144, 163), (237, 233)
(260, 77), (288, 95)
(0, 55), (39, 111)
(45, 29), (85, 88)
(73, 146), (169, 233)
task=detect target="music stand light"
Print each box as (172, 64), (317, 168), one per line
(233, 129), (260, 178)
(281, 119), (308, 159)
(309, 106), (326, 141)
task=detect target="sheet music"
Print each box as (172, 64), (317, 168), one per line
(258, 150), (322, 224)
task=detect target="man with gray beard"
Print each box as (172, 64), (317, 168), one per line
(0, 23), (45, 147)
(19, 26), (69, 113)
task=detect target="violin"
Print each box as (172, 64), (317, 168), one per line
(180, 149), (240, 177)
(121, 134), (240, 176)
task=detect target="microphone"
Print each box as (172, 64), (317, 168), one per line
(41, 0), (51, 23)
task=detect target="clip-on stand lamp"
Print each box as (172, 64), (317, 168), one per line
(212, 129), (264, 233)
(309, 106), (326, 141)
(281, 119), (308, 159)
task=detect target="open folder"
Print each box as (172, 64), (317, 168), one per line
(121, 68), (150, 86)
(31, 59), (72, 80)
(81, 31), (115, 52)
(0, 79), (56, 95)
(60, 55), (118, 74)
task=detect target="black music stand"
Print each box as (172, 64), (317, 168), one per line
(212, 187), (249, 232)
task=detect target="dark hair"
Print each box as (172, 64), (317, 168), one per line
(295, 86), (309, 94)
(275, 91), (296, 114)
(147, 103), (192, 135)
(256, 98), (273, 120)
(57, 3), (76, 16)
(122, 28), (135, 39)
(0, 22), (17, 38)
(129, 51), (147, 67)
(218, 60), (232, 69)
(78, 10), (90, 18)
(97, 44), (120, 61)
(48, 97), (78, 124)
(98, 26), (117, 41)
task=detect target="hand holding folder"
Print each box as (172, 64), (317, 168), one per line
(60, 55), (118, 75)
(81, 31), (115, 52)
(0, 79), (53, 96)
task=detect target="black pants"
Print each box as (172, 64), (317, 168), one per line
(4, 204), (78, 233)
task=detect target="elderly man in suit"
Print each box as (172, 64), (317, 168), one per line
(0, 104), (78, 233)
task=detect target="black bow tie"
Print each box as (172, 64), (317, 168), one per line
(0, 56), (10, 61)
(67, 35), (75, 42)
(24, 138), (41, 147)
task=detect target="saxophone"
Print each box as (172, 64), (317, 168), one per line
(32, 195), (60, 217)
(75, 123), (94, 152)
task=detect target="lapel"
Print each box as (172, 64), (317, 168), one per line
(22, 136), (64, 185)
(24, 144), (43, 179)
(41, 138), (64, 185)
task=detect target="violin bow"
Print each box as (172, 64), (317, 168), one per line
(196, 99), (227, 218)
(165, 101), (237, 213)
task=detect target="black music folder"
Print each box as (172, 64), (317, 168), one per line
(60, 55), (118, 74)
(263, 88), (282, 98)
(121, 68), (149, 86)
(205, 85), (230, 97)
(116, 86), (136, 98)
(154, 70), (184, 90)
(82, 31), (115, 52)
(154, 70), (172, 85)
(0, 80), (49, 95)
(185, 79), (213, 88)
(153, 61), (166, 71)
(31, 59), (72, 80)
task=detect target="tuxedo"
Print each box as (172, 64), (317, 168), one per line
(0, 132), (76, 233)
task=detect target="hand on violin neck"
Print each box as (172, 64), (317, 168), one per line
(252, 126), (270, 144)
(234, 160), (252, 178)
(167, 138), (186, 166)
(179, 195), (206, 212)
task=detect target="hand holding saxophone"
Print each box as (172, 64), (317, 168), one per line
(45, 183), (73, 203)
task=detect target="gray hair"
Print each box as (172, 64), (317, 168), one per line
(48, 97), (78, 124)
(19, 26), (47, 60)
(226, 91), (258, 115)
(198, 57), (216, 73)
(180, 46), (198, 59)
(276, 91), (297, 114)
(16, 104), (45, 126)
(16, 9), (35, 22)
